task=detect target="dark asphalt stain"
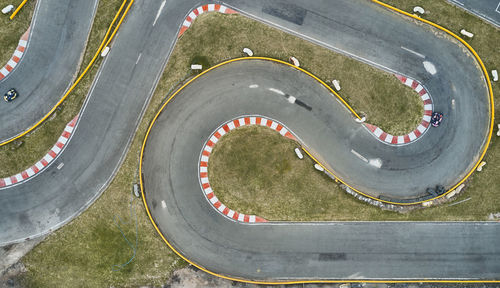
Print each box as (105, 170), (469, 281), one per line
(262, 2), (307, 25)
(318, 252), (346, 261)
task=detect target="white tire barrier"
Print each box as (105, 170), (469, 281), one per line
(2, 4), (14, 14)
(294, 147), (303, 159)
(460, 29), (474, 38)
(243, 48), (253, 57)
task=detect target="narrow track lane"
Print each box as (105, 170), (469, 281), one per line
(0, 0), (98, 142)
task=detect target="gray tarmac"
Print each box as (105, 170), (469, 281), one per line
(0, 0), (497, 281)
(448, 0), (500, 28)
(0, 0), (98, 142)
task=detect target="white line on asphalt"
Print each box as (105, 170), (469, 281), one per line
(268, 88), (285, 95)
(401, 46), (425, 58)
(136, 53), (142, 65)
(153, 0), (166, 26)
(228, 6), (401, 75)
(161, 200), (166, 208)
(496, 1), (500, 14)
(249, 84), (258, 88)
(350, 149), (368, 163)
(57, 162), (64, 170)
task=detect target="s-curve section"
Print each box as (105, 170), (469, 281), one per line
(141, 59), (499, 281)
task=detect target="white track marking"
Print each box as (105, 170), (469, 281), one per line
(496, 1), (500, 13)
(268, 88), (285, 95)
(135, 53), (142, 64)
(161, 200), (167, 208)
(351, 149), (368, 163)
(57, 162), (64, 170)
(249, 84), (258, 88)
(153, 0), (166, 26)
(401, 46), (425, 58)
(423, 61), (437, 75)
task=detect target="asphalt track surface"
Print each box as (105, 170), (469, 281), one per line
(0, 0), (98, 142)
(0, 0), (498, 282)
(448, 0), (500, 28)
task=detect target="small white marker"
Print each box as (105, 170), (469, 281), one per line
(161, 200), (167, 208)
(288, 96), (296, 104)
(294, 148), (303, 159)
(314, 164), (324, 171)
(57, 162), (64, 170)
(243, 48), (253, 56)
(249, 84), (259, 88)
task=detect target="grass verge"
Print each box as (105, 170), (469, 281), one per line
(19, 6), (487, 286)
(0, 0), (34, 68)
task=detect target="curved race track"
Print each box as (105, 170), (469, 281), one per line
(1, 0), (498, 282)
(0, 0), (98, 142)
(141, 58), (498, 280)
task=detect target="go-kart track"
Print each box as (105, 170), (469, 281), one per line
(0, 0), (498, 283)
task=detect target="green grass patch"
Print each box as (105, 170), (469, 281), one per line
(0, 0), (34, 68)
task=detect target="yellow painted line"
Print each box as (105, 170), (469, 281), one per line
(367, 1), (495, 204)
(0, 0), (133, 147)
(9, 0), (28, 20)
(139, 57), (499, 283)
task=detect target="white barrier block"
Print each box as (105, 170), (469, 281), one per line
(243, 47), (253, 56)
(413, 6), (425, 14)
(314, 164), (324, 171)
(294, 148), (303, 159)
(289, 56), (300, 67)
(460, 29), (474, 38)
(2, 5), (14, 14)
(101, 46), (110, 57)
(332, 79), (341, 91)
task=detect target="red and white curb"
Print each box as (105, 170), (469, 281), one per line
(364, 75), (433, 145)
(0, 115), (78, 188)
(0, 27), (30, 81)
(199, 116), (297, 223)
(178, 4), (238, 37)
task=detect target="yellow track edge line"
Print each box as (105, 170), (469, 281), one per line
(9, 0), (28, 20)
(0, 0), (133, 147)
(139, 58), (499, 283)
(367, 1), (495, 204)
